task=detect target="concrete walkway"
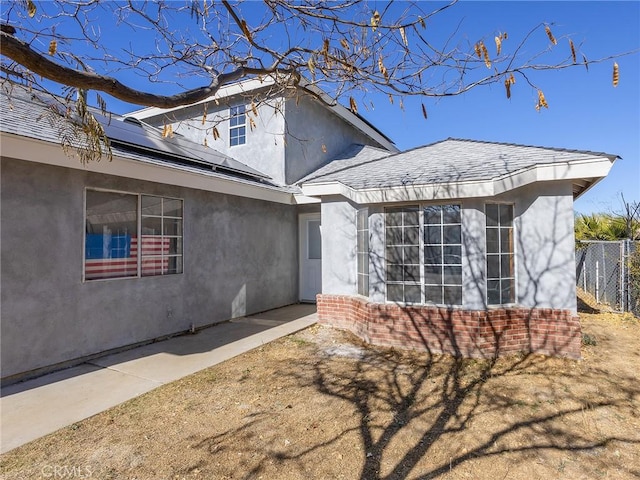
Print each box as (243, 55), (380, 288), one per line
(0, 304), (317, 454)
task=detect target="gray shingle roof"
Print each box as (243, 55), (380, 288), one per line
(0, 83), (296, 194)
(302, 138), (618, 189)
(297, 143), (390, 184)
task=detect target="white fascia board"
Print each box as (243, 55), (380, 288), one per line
(1, 133), (294, 205)
(293, 194), (321, 205)
(301, 158), (615, 204)
(301, 180), (495, 204)
(492, 157), (615, 195)
(127, 77), (277, 120)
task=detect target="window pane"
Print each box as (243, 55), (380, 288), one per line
(141, 217), (162, 235)
(404, 285), (421, 303)
(486, 204), (499, 227)
(387, 264), (403, 282)
(424, 206), (442, 224)
(425, 285), (442, 303)
(404, 246), (420, 265)
(501, 278), (515, 304)
(386, 227), (402, 245)
(499, 204), (514, 226)
(424, 265), (441, 285)
(387, 284), (404, 302)
(386, 246), (403, 264)
(404, 209), (420, 226)
(500, 228), (513, 251)
(357, 209), (367, 230)
(141, 195), (162, 216)
(487, 280), (501, 305)
(443, 245), (461, 264)
(442, 205), (461, 224)
(141, 256), (166, 276)
(308, 220), (321, 259)
(501, 254), (513, 278)
(404, 226), (419, 245)
(163, 198), (183, 217)
(444, 286), (462, 305)
(425, 225), (441, 244)
(167, 256), (183, 275)
(404, 265), (421, 282)
(85, 191), (138, 280)
(443, 225), (461, 244)
(386, 210), (403, 227)
(443, 266), (462, 285)
(168, 237), (182, 255)
(486, 228), (499, 254)
(163, 218), (182, 236)
(424, 245), (442, 265)
(487, 255), (500, 278)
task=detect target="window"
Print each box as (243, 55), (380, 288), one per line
(85, 190), (183, 281)
(385, 205), (462, 305)
(385, 206), (421, 303)
(356, 208), (369, 297)
(485, 204), (515, 304)
(424, 205), (462, 305)
(229, 105), (246, 146)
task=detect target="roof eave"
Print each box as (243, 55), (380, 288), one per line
(300, 157), (617, 204)
(0, 132), (296, 205)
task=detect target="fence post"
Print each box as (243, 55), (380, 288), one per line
(596, 260), (600, 303)
(621, 240), (626, 312)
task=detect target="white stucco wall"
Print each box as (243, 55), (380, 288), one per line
(321, 197), (358, 296)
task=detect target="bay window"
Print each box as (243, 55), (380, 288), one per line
(385, 205), (462, 305)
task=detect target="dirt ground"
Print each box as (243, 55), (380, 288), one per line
(2, 294), (639, 480)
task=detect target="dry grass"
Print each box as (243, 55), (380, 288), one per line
(2, 296), (639, 479)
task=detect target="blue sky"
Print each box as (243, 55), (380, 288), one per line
(14, 1), (638, 214)
(357, 1), (639, 215)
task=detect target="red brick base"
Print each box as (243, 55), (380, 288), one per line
(317, 294), (581, 359)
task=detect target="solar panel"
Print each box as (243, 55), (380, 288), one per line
(94, 113), (271, 180)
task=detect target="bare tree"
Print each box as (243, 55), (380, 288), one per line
(1, 0), (632, 111)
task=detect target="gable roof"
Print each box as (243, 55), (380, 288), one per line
(0, 83), (297, 203)
(128, 76), (398, 153)
(300, 138), (618, 203)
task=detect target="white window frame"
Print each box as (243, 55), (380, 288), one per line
(229, 104), (246, 146)
(83, 188), (184, 282)
(484, 203), (516, 306)
(384, 204), (463, 306)
(356, 208), (369, 297)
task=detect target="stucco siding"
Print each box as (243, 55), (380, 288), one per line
(139, 93), (287, 185)
(284, 96), (388, 185)
(0, 158), (298, 379)
(320, 197), (358, 296)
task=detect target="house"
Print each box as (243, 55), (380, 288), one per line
(0, 78), (617, 382)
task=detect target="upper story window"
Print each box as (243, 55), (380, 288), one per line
(85, 189), (183, 281)
(485, 204), (515, 305)
(229, 105), (246, 146)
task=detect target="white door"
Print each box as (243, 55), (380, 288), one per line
(299, 213), (322, 302)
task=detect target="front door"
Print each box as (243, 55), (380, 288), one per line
(299, 213), (322, 302)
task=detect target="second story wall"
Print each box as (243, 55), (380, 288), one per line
(137, 91), (288, 185)
(284, 95), (391, 185)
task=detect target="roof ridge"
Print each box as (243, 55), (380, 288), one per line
(445, 137), (620, 160)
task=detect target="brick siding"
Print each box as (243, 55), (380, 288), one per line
(316, 294), (581, 359)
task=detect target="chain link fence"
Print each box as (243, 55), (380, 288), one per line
(575, 240), (639, 316)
